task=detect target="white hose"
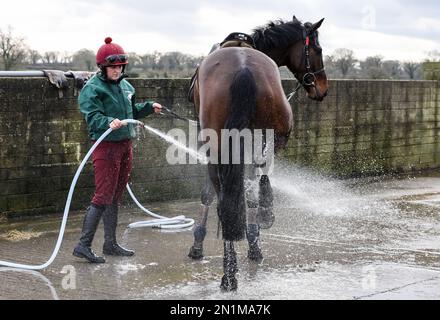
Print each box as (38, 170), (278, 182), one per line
(0, 268), (60, 299)
(0, 119), (194, 270)
(126, 184), (194, 229)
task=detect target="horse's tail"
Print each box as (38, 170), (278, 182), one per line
(218, 67), (257, 241)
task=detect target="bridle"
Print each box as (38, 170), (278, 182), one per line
(287, 29), (325, 101)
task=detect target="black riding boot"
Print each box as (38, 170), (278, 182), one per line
(102, 204), (134, 256)
(73, 204), (106, 263)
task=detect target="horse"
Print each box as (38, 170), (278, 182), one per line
(188, 16), (329, 291)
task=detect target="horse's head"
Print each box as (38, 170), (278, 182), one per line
(252, 16), (329, 101)
(285, 18), (328, 101)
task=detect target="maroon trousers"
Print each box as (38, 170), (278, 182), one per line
(91, 139), (133, 207)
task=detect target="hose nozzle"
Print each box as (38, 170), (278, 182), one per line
(121, 119), (144, 127)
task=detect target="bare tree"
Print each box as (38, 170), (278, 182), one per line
(42, 51), (61, 64)
(0, 26), (28, 70)
(403, 62), (421, 79)
(139, 51), (162, 70)
(125, 52), (141, 74)
(382, 60), (402, 79)
(158, 52), (183, 71)
(27, 49), (42, 64)
(360, 55), (388, 79)
(60, 51), (73, 64)
(329, 48), (357, 78)
(71, 49), (95, 71)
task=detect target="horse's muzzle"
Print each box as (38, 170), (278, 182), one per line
(307, 87), (328, 101)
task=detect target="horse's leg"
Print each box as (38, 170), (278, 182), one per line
(188, 164), (218, 260)
(255, 133), (275, 229)
(245, 165), (263, 262)
(220, 240), (238, 291)
(257, 174), (275, 229)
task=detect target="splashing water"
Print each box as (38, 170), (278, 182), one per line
(271, 161), (397, 217)
(142, 124), (208, 164)
(140, 124), (398, 218)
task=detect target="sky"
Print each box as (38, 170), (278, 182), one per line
(1, 0), (439, 61)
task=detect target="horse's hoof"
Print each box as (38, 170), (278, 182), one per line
(257, 207), (275, 229)
(248, 248), (263, 262)
(188, 246), (204, 260)
(220, 275), (238, 292)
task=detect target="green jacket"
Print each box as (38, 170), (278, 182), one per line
(79, 73), (155, 141)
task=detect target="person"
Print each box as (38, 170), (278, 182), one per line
(73, 37), (163, 263)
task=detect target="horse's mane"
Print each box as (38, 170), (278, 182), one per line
(251, 17), (305, 52)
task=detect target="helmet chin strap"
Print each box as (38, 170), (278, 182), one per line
(117, 65), (128, 83)
(99, 65), (128, 84)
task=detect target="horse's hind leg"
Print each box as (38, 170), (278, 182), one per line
(188, 164), (218, 260)
(245, 166), (263, 262)
(220, 240), (238, 291)
(247, 209), (263, 262)
(257, 174), (275, 229)
(255, 133), (275, 229)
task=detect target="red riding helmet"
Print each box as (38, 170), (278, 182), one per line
(96, 37), (128, 67)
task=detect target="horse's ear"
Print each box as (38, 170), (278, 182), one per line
(292, 15), (296, 21)
(307, 18), (325, 35)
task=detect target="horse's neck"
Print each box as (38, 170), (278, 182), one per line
(261, 49), (285, 67)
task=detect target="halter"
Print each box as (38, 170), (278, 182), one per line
(287, 29), (325, 101)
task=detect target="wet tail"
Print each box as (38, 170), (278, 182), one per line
(218, 67), (257, 241)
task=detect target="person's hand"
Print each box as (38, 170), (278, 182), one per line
(109, 118), (125, 130)
(152, 102), (163, 114)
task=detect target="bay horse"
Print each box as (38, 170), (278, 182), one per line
(188, 16), (329, 291)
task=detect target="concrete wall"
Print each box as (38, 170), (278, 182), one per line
(423, 62), (440, 81)
(282, 80), (439, 176)
(0, 78), (204, 219)
(0, 77), (439, 219)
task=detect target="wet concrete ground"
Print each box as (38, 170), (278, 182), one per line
(1, 168), (439, 300)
